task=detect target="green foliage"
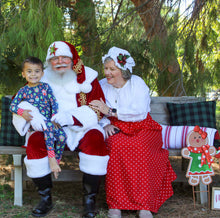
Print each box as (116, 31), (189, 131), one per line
(65, 0), (102, 73)
(94, 0), (219, 96)
(176, 0), (220, 96)
(0, 0), (219, 97)
(0, 0), (65, 95)
(95, 0), (157, 86)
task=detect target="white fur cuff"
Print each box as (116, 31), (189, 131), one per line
(12, 114), (30, 136)
(24, 156), (51, 178)
(79, 152), (109, 176)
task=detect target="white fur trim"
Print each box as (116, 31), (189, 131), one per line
(12, 114), (30, 136)
(12, 101), (43, 136)
(71, 105), (98, 131)
(63, 106), (105, 151)
(84, 66), (98, 82)
(46, 41), (73, 61)
(79, 152), (109, 175)
(63, 105), (100, 150)
(24, 156), (51, 178)
(80, 67), (98, 93)
(78, 82), (92, 93)
(64, 124), (104, 151)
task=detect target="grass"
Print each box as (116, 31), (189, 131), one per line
(0, 184), (25, 217)
(0, 184), (13, 201)
(1, 180), (220, 218)
(1, 157), (220, 217)
(0, 181), (103, 218)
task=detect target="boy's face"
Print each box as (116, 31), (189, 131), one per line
(22, 63), (44, 87)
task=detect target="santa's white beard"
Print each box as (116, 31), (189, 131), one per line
(42, 64), (77, 86)
(41, 62), (94, 95)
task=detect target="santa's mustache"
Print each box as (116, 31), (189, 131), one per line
(54, 64), (68, 68)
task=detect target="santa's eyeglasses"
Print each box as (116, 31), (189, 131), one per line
(50, 56), (71, 63)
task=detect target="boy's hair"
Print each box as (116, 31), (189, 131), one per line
(22, 56), (44, 71)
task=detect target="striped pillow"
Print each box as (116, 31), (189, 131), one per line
(161, 125), (217, 149)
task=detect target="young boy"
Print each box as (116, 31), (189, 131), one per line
(10, 56), (67, 179)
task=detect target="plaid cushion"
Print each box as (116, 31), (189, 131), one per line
(167, 101), (216, 129)
(0, 96), (25, 146)
(167, 100), (220, 148)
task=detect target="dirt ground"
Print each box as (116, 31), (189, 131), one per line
(1, 155), (220, 218)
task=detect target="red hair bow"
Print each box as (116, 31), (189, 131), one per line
(193, 125), (207, 139)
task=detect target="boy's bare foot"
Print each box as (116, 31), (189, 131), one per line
(49, 157), (61, 179)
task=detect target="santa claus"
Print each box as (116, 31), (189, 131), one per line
(13, 41), (109, 217)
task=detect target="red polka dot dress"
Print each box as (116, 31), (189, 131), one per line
(99, 75), (177, 213)
(105, 114), (177, 213)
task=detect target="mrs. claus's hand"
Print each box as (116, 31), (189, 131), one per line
(89, 98), (109, 115)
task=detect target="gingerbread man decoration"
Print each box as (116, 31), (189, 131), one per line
(181, 125), (216, 186)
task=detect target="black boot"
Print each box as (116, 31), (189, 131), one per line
(82, 173), (102, 218)
(32, 174), (53, 217)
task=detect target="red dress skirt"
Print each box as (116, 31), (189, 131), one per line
(105, 113), (177, 213)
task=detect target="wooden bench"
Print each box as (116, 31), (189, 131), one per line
(0, 96), (210, 206)
(0, 147), (82, 206)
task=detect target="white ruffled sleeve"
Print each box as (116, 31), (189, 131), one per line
(100, 75), (151, 122)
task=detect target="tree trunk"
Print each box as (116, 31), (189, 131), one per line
(73, 0), (102, 74)
(131, 0), (181, 96)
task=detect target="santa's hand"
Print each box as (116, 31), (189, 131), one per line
(51, 112), (74, 127)
(104, 124), (120, 138)
(30, 113), (47, 131)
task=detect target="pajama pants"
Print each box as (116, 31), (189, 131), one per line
(43, 120), (67, 162)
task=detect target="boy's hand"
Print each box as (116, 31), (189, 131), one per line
(22, 110), (33, 121)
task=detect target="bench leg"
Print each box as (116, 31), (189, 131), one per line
(13, 154), (23, 206)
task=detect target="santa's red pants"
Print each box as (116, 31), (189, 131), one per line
(24, 129), (109, 178)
